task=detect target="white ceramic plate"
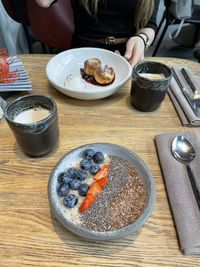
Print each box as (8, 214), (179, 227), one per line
(46, 48), (132, 100)
(48, 143), (156, 240)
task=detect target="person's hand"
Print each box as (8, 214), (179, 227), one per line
(124, 36), (146, 67)
(34, 0), (55, 8)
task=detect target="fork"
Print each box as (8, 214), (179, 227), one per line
(181, 68), (200, 100)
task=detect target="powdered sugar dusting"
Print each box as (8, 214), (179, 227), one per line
(64, 73), (86, 90)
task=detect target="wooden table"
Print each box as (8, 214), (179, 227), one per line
(1, 55), (200, 267)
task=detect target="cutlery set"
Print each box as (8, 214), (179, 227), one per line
(172, 67), (200, 117)
(171, 68), (200, 206)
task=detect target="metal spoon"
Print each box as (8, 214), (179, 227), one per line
(171, 135), (200, 208)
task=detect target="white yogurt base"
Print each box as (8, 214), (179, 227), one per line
(60, 154), (110, 225)
(64, 73), (86, 91)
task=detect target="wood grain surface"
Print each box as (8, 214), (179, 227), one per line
(0, 55), (200, 267)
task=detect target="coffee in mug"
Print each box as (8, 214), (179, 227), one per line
(5, 94), (59, 157)
(13, 107), (51, 124)
(130, 61), (172, 112)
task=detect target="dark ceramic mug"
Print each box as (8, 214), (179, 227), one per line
(4, 94), (59, 157)
(130, 61), (172, 112)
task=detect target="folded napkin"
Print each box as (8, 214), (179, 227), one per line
(168, 67), (200, 126)
(0, 56), (32, 92)
(155, 130), (200, 255)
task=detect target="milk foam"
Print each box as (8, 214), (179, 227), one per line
(139, 73), (165, 80)
(13, 107), (50, 124)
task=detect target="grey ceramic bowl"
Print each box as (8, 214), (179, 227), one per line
(48, 143), (156, 240)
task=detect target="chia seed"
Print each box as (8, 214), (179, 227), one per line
(79, 155), (146, 231)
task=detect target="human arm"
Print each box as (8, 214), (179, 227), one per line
(124, 0), (159, 67)
(34, 0), (55, 8)
(124, 27), (155, 67)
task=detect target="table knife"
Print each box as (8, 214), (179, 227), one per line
(181, 68), (200, 99)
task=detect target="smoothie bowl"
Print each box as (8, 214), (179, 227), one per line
(48, 143), (156, 240)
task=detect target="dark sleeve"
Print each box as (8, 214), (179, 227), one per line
(146, 0), (160, 32)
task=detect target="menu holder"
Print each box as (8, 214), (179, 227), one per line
(0, 56), (32, 92)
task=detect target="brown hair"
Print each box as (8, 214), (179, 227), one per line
(79, 0), (155, 30)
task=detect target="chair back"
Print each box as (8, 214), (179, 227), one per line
(1, 0), (30, 24)
(27, 0), (74, 49)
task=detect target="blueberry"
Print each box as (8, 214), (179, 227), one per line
(57, 183), (70, 197)
(93, 151), (104, 164)
(89, 165), (100, 175)
(78, 183), (90, 197)
(80, 159), (92, 170)
(69, 179), (82, 190)
(83, 148), (95, 160)
(63, 194), (78, 208)
(66, 167), (78, 179)
(58, 172), (73, 184)
(76, 169), (87, 181)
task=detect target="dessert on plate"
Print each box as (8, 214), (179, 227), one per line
(81, 58), (115, 86)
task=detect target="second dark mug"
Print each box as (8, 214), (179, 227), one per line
(130, 61), (172, 112)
